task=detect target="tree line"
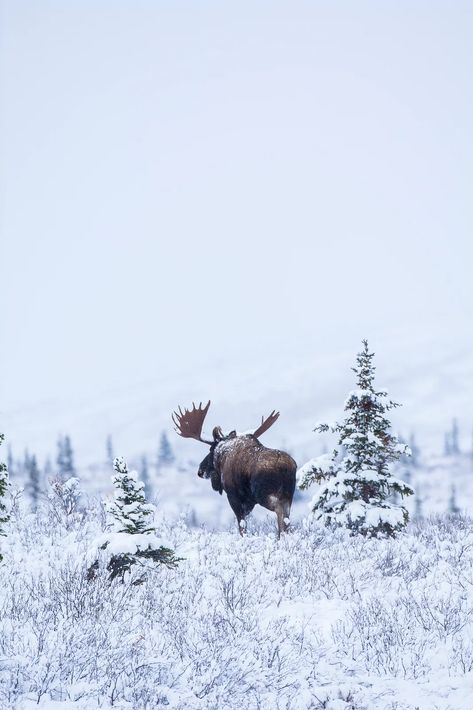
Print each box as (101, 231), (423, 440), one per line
(1, 340), (473, 567)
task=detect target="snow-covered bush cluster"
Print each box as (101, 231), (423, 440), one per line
(1, 488), (473, 709)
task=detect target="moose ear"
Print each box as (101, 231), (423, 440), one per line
(212, 426), (224, 442)
(228, 430), (237, 439)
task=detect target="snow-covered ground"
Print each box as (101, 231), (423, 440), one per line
(2, 494), (473, 709)
(3, 332), (473, 708)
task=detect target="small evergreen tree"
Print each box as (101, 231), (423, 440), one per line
(157, 432), (175, 468)
(108, 456), (155, 534)
(444, 421), (461, 458)
(0, 433), (11, 557)
(140, 454), (151, 495)
(27, 454), (41, 512)
(6, 445), (14, 478)
(451, 418), (460, 455)
(414, 489), (423, 519)
(448, 484), (460, 515)
(56, 435), (76, 478)
(299, 340), (414, 537)
(91, 456), (180, 582)
(106, 435), (114, 464)
(44, 456), (53, 480)
(444, 432), (451, 457)
(408, 433), (420, 468)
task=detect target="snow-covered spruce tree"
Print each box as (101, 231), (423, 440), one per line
(298, 340), (414, 537)
(6, 445), (14, 477)
(448, 484), (460, 515)
(140, 454), (151, 494)
(105, 434), (114, 464)
(26, 454), (41, 512)
(0, 433), (10, 559)
(157, 431), (175, 468)
(108, 456), (155, 534)
(91, 456), (180, 582)
(56, 434), (76, 479)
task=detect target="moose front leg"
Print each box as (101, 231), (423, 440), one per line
(238, 518), (247, 536)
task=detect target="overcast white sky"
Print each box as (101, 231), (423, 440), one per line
(1, 1), (472, 410)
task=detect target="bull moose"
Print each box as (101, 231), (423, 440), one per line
(172, 401), (296, 536)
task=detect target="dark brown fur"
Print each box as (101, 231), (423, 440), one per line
(198, 433), (297, 537)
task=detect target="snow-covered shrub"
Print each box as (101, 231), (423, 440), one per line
(47, 476), (83, 530)
(0, 432), (10, 560)
(1, 510), (473, 708)
(90, 456), (180, 582)
(299, 340), (414, 537)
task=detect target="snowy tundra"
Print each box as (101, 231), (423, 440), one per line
(1, 494), (473, 710)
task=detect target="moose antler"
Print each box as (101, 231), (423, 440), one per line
(253, 410), (280, 438)
(172, 400), (213, 444)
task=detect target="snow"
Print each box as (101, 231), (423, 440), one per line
(215, 434), (256, 458)
(93, 531), (170, 557)
(4, 334), (473, 705)
(364, 505), (405, 527)
(3, 506), (473, 708)
(343, 499), (366, 519)
(62, 476), (80, 490)
(297, 453), (333, 485)
(347, 389), (373, 399)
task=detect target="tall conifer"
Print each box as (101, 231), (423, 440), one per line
(299, 340), (414, 537)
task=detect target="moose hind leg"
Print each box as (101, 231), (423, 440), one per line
(265, 494), (291, 538)
(226, 492), (247, 536)
(275, 500), (291, 539)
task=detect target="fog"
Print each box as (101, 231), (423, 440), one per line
(1, 2), (472, 413)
